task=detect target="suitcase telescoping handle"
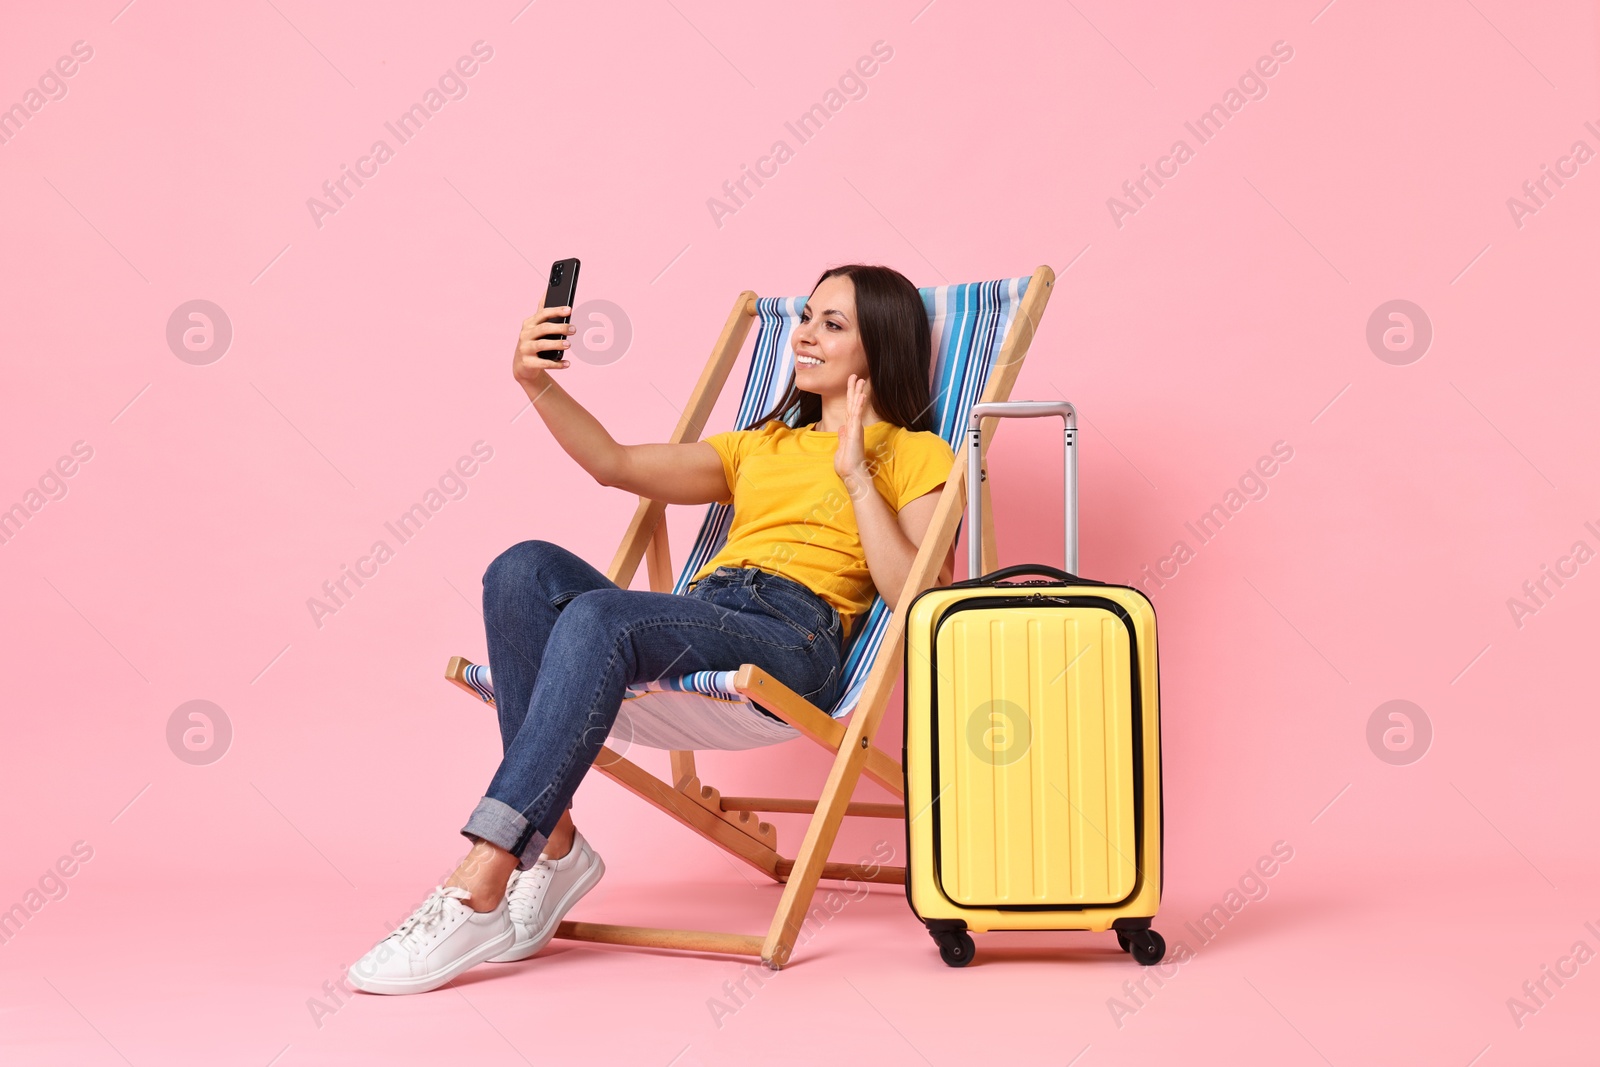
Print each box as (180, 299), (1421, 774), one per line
(963, 400), (1080, 585)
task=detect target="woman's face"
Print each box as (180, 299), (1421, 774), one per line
(793, 274), (869, 400)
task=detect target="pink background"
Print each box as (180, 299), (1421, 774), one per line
(2, 1), (1597, 1063)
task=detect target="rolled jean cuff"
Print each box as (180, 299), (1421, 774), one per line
(461, 796), (548, 871)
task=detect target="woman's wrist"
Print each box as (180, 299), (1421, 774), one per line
(839, 462), (876, 501)
(520, 367), (555, 402)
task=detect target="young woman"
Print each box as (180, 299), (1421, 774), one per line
(349, 264), (957, 994)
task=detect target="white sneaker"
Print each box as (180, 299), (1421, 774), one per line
(489, 832), (606, 962)
(347, 885), (514, 995)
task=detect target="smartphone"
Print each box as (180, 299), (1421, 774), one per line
(543, 257), (581, 332)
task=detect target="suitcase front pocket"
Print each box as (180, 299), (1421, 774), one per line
(929, 598), (1143, 910)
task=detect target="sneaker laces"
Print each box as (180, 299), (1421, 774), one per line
(505, 861), (555, 926)
(389, 885), (471, 945)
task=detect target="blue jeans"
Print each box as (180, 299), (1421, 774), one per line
(461, 539), (845, 869)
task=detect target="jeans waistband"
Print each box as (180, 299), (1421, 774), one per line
(699, 566), (829, 609)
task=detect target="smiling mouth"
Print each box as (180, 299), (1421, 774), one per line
(797, 355), (825, 367)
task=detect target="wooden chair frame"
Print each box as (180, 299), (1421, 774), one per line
(446, 265), (1056, 967)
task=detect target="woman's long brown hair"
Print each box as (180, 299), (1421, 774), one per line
(747, 264), (934, 434)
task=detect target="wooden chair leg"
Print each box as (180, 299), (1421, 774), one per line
(761, 705), (880, 967)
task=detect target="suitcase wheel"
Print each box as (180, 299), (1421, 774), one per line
(1119, 928), (1166, 966)
(932, 928), (975, 968)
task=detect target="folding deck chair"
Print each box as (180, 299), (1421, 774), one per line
(446, 265), (1057, 967)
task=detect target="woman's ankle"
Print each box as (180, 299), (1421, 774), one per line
(542, 810), (577, 860)
(542, 830), (575, 860)
(446, 839), (519, 911)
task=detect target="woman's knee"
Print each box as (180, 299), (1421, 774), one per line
(551, 589), (663, 659)
(483, 539), (562, 594)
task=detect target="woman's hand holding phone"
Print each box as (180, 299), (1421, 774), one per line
(512, 301), (575, 384)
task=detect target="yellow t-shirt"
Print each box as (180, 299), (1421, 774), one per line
(690, 419), (956, 641)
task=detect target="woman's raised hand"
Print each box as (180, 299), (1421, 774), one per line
(512, 302), (574, 383)
(833, 373), (871, 485)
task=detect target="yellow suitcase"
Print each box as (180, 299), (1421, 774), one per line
(903, 401), (1165, 967)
